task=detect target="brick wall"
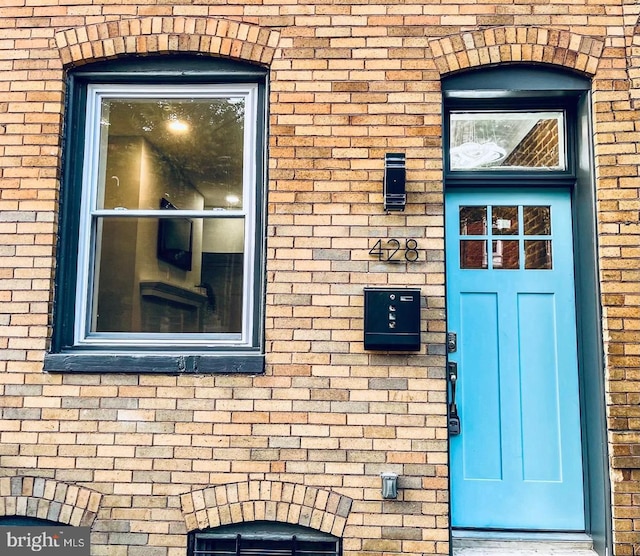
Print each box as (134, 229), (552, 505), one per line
(502, 118), (560, 169)
(0, 1), (638, 556)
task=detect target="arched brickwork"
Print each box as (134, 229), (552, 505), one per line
(429, 26), (604, 77)
(0, 476), (101, 527)
(629, 22), (640, 108)
(181, 481), (353, 537)
(55, 16), (281, 67)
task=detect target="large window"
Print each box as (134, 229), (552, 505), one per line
(46, 57), (267, 373)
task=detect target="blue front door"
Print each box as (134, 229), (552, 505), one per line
(446, 188), (585, 531)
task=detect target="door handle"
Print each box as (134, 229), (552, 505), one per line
(448, 362), (461, 436)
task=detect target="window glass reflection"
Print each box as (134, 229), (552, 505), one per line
(525, 240), (552, 269)
(460, 206), (487, 235)
(524, 206), (551, 235)
(460, 240), (487, 269)
(93, 217), (244, 334)
(492, 206), (518, 235)
(450, 111), (565, 171)
(493, 240), (519, 269)
(97, 98), (245, 211)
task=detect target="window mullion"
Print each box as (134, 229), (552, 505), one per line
(91, 210), (248, 218)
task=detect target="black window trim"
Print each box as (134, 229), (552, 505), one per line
(444, 96), (580, 187)
(45, 55), (268, 374)
(442, 64), (590, 188)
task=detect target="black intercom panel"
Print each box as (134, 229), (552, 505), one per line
(363, 288), (421, 351)
(383, 153), (406, 212)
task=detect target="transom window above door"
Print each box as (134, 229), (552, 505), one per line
(459, 205), (552, 270)
(449, 111), (566, 171)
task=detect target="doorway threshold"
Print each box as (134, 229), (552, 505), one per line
(452, 531), (597, 556)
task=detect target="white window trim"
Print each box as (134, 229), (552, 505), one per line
(73, 83), (259, 348)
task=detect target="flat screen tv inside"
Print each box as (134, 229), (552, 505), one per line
(157, 198), (193, 271)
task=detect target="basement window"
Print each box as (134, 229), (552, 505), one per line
(189, 522), (341, 556)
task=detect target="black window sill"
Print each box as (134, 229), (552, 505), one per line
(44, 352), (265, 374)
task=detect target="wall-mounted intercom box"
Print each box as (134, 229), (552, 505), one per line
(364, 288), (421, 351)
(383, 153), (406, 212)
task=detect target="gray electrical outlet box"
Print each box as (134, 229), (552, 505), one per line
(364, 288), (421, 351)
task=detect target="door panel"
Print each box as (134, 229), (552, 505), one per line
(519, 293), (561, 482)
(446, 188), (585, 531)
(459, 293), (502, 481)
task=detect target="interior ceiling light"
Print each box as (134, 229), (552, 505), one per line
(225, 194), (240, 205)
(167, 119), (189, 133)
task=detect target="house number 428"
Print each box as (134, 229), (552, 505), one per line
(369, 239), (419, 262)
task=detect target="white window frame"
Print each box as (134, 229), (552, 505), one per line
(74, 83), (259, 348)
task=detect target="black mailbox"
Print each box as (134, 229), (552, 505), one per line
(364, 288), (421, 351)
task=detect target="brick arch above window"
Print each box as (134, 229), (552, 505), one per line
(429, 26), (604, 77)
(0, 476), (102, 527)
(55, 16), (281, 67)
(181, 481), (353, 538)
(629, 22), (640, 108)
